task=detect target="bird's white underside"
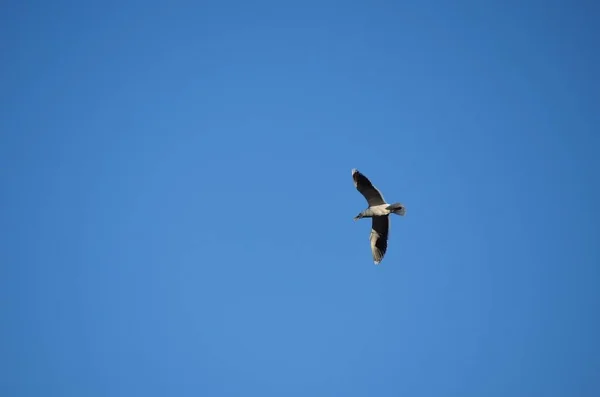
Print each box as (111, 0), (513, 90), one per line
(369, 204), (391, 216)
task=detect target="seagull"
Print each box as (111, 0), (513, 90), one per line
(351, 168), (406, 264)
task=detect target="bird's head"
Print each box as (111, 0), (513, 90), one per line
(353, 213), (363, 221)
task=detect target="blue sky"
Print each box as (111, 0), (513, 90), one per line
(1, 1), (599, 396)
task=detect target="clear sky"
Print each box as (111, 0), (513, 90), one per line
(2, 1), (599, 396)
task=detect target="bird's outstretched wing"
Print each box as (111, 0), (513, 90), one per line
(352, 169), (386, 207)
(370, 215), (389, 264)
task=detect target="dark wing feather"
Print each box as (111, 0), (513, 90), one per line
(370, 215), (389, 264)
(352, 169), (386, 207)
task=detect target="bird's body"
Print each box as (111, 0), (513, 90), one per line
(351, 168), (406, 264)
(356, 203), (395, 217)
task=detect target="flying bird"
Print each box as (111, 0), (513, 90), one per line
(351, 168), (406, 264)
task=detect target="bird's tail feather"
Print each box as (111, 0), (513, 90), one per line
(386, 202), (406, 216)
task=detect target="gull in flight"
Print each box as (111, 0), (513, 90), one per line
(352, 168), (406, 264)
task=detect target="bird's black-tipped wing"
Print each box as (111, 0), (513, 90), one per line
(352, 169), (386, 207)
(370, 215), (389, 264)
